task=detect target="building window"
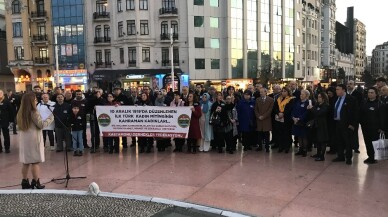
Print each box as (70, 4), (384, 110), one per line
(127, 20), (136, 35)
(297, 61), (300, 70)
(210, 0), (219, 7)
(161, 48), (169, 66)
(195, 37), (205, 48)
(128, 47), (136, 66)
(142, 47), (150, 62)
(95, 25), (102, 37)
(211, 59), (220, 69)
(105, 49), (111, 66)
(14, 46), (24, 60)
(162, 0), (175, 8)
(161, 21), (168, 39)
(118, 21), (123, 37)
(194, 0), (204, 5)
(139, 0), (148, 10)
(96, 50), (102, 64)
(195, 59), (205, 69)
(210, 17), (219, 28)
(12, 0), (21, 14)
(104, 25), (110, 39)
(126, 0), (135, 10)
(140, 20), (149, 35)
(210, 38), (220, 48)
(171, 21), (178, 36)
(96, 0), (107, 13)
(37, 22), (46, 36)
(119, 48), (124, 64)
(194, 16), (204, 27)
(12, 22), (22, 37)
(117, 0), (122, 12)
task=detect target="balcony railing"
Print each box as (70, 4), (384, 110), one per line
(159, 7), (178, 15)
(94, 37), (111, 43)
(30, 11), (47, 18)
(160, 33), (179, 41)
(0, 30), (5, 39)
(32, 34), (48, 42)
(95, 61), (112, 68)
(128, 60), (136, 67)
(93, 12), (110, 20)
(162, 59), (179, 67)
(34, 57), (50, 64)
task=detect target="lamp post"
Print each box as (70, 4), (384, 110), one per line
(54, 33), (60, 88)
(170, 27), (174, 92)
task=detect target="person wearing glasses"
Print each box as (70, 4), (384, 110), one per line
(18, 93), (54, 189)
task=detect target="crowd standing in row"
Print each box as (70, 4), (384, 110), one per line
(1, 78), (388, 189)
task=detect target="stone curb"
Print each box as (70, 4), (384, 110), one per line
(0, 190), (255, 217)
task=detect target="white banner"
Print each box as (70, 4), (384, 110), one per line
(96, 106), (192, 138)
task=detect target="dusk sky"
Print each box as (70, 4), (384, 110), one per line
(336, 0), (388, 56)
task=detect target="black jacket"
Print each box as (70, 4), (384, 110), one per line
(53, 102), (72, 128)
(70, 112), (84, 131)
(360, 99), (385, 132)
(0, 99), (14, 127)
(335, 94), (357, 128)
(310, 103), (329, 143)
(114, 93), (133, 105)
(7, 94), (21, 112)
(72, 98), (88, 117)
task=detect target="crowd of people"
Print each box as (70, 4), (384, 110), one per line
(0, 77), (387, 189)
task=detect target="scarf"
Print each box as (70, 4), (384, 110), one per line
(277, 96), (293, 113)
(201, 93), (210, 113)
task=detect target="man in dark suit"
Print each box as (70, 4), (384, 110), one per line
(7, 90), (20, 135)
(332, 84), (357, 165)
(269, 85), (281, 148)
(289, 81), (301, 101)
(346, 80), (363, 153)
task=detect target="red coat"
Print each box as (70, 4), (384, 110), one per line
(188, 104), (202, 139)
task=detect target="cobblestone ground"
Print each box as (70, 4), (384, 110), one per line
(0, 194), (223, 217)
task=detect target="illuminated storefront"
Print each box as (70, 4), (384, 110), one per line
(58, 69), (87, 91)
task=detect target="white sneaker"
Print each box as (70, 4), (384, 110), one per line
(50, 146), (56, 151)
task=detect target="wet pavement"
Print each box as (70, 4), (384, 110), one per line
(0, 129), (387, 217)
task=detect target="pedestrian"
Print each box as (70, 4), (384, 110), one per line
(70, 105), (84, 156)
(170, 91), (185, 152)
(185, 93), (202, 154)
(18, 92), (54, 189)
(104, 93), (120, 154)
(0, 90), (13, 153)
(292, 90), (310, 157)
(254, 88), (274, 153)
(199, 93), (213, 152)
(237, 90), (256, 151)
(210, 91), (229, 153)
(137, 92), (154, 153)
(37, 93), (56, 151)
(53, 94), (72, 152)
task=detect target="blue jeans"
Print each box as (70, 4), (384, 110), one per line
(71, 130), (84, 151)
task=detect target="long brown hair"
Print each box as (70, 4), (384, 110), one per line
(17, 92), (38, 131)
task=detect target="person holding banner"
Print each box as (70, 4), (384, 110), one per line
(199, 93), (213, 152)
(360, 87), (386, 164)
(170, 91), (186, 152)
(104, 94), (120, 154)
(210, 92), (229, 153)
(137, 92), (154, 153)
(185, 93), (202, 154)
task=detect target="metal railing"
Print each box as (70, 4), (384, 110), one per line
(159, 7), (178, 15)
(93, 12), (110, 19)
(162, 59), (179, 66)
(30, 11), (47, 18)
(32, 34), (48, 41)
(34, 57), (50, 64)
(94, 37), (111, 43)
(128, 60), (136, 67)
(160, 33), (179, 40)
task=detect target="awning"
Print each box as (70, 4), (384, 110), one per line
(92, 68), (183, 81)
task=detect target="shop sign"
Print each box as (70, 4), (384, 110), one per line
(126, 75), (144, 79)
(58, 69), (87, 77)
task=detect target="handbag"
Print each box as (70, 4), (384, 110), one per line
(306, 119), (315, 128)
(209, 113), (222, 127)
(372, 133), (388, 160)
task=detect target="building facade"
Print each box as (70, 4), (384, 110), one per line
(371, 42), (388, 77)
(85, 0), (316, 91)
(321, 0), (336, 70)
(52, 0), (87, 91)
(299, 0), (322, 82)
(5, 0), (55, 92)
(335, 48), (354, 80)
(1, 0), (15, 91)
(351, 19), (366, 79)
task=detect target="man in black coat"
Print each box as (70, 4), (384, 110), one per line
(53, 94), (72, 152)
(113, 87), (134, 148)
(88, 90), (106, 153)
(332, 84), (357, 165)
(0, 90), (13, 153)
(346, 80), (363, 153)
(7, 89), (20, 135)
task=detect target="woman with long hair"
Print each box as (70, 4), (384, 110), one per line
(185, 93), (202, 153)
(18, 92), (54, 189)
(137, 92), (154, 153)
(273, 87), (295, 153)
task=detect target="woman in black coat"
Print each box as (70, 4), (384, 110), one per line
(360, 87), (385, 164)
(0, 90), (13, 153)
(326, 87), (337, 154)
(308, 92), (330, 161)
(137, 92), (154, 153)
